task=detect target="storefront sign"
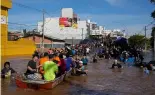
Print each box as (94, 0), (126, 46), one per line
(1, 15), (7, 24)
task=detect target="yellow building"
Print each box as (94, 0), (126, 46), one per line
(1, 0), (36, 64)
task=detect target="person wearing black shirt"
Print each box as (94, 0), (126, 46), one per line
(1, 62), (16, 78)
(26, 55), (40, 75)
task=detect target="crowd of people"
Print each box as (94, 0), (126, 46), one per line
(24, 45), (91, 81)
(1, 38), (155, 80)
(94, 40), (155, 72)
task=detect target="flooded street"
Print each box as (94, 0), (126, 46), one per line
(1, 52), (155, 95)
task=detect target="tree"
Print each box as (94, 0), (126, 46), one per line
(150, 0), (155, 49)
(128, 35), (146, 49)
(150, 27), (155, 48)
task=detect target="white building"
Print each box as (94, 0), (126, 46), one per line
(102, 30), (112, 36)
(102, 29), (126, 38)
(37, 17), (88, 40)
(37, 8), (88, 41)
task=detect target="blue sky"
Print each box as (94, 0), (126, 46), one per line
(8, 0), (155, 36)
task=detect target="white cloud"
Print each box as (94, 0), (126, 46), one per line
(104, 0), (127, 6)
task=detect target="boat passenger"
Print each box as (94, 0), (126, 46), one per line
(53, 53), (61, 66)
(25, 55), (42, 80)
(110, 60), (122, 69)
(81, 56), (88, 65)
(59, 54), (66, 75)
(43, 55), (58, 81)
(76, 61), (88, 75)
(26, 54), (40, 75)
(39, 52), (49, 74)
(48, 48), (53, 55)
(1, 62), (16, 78)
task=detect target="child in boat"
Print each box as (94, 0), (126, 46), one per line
(1, 62), (16, 78)
(110, 60), (122, 69)
(76, 61), (88, 75)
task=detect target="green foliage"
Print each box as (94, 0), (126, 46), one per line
(150, 0), (155, 49)
(151, 10), (155, 19)
(150, 27), (155, 48)
(128, 35), (146, 48)
(150, 0), (155, 18)
(150, 0), (155, 3)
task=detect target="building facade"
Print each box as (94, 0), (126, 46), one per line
(38, 18), (88, 40)
(23, 34), (65, 51)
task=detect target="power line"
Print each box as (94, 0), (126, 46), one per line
(137, 20), (155, 34)
(9, 0), (56, 25)
(9, 0), (43, 13)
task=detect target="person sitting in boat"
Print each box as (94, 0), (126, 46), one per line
(110, 60), (122, 69)
(25, 54), (42, 80)
(48, 48), (53, 55)
(81, 56), (88, 65)
(76, 61), (88, 75)
(53, 53), (61, 66)
(39, 52), (49, 75)
(1, 62), (16, 78)
(43, 55), (58, 81)
(59, 54), (66, 75)
(53, 53), (62, 77)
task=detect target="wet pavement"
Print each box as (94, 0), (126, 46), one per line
(1, 52), (155, 95)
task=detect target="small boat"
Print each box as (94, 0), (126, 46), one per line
(15, 69), (72, 90)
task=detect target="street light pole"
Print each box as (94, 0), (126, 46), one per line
(82, 28), (84, 40)
(154, 30), (155, 52)
(42, 9), (45, 53)
(145, 26), (147, 51)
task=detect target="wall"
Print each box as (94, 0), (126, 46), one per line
(24, 36), (65, 51)
(1, 1), (35, 60)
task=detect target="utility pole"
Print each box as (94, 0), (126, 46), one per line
(145, 26), (147, 51)
(154, 30), (155, 52)
(82, 28), (84, 40)
(42, 9), (45, 53)
(72, 37), (74, 46)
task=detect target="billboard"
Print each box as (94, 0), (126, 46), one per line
(59, 17), (72, 27)
(72, 13), (78, 29)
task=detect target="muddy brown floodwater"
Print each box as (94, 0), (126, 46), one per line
(1, 51), (155, 95)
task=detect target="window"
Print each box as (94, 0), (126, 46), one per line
(8, 35), (19, 41)
(36, 44), (40, 48)
(44, 44), (52, 48)
(52, 44), (64, 48)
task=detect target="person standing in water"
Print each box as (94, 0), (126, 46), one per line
(110, 60), (122, 69)
(1, 62), (16, 78)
